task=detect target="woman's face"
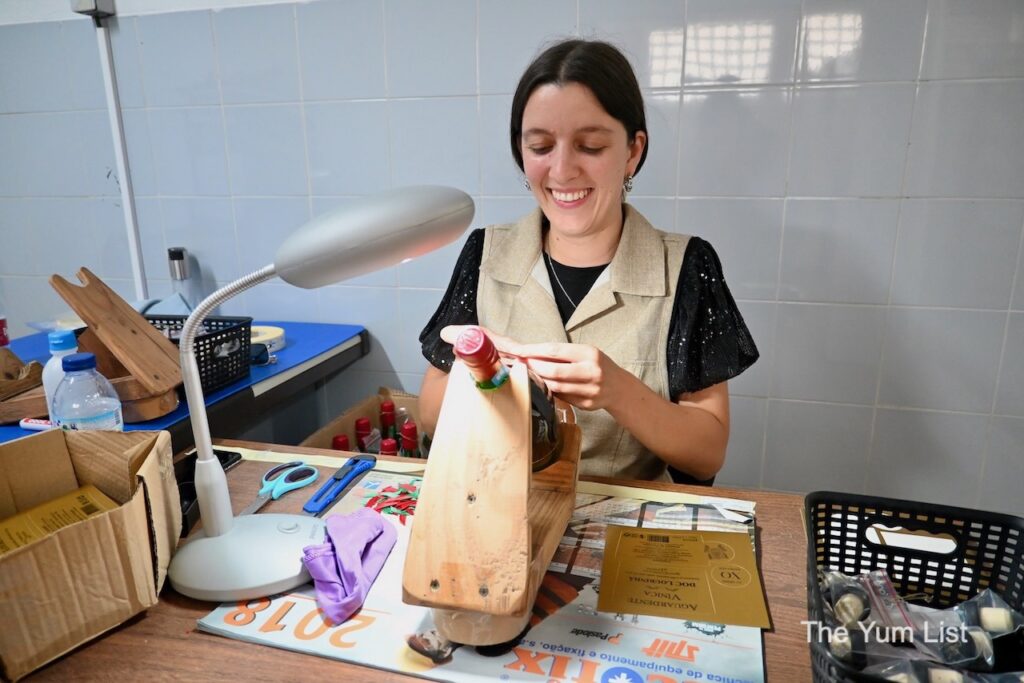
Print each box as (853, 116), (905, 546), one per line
(520, 82), (646, 243)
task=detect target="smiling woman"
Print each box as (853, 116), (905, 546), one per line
(418, 39), (759, 484)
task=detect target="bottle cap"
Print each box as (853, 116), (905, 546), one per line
(400, 421), (418, 448)
(331, 434), (350, 451)
(354, 417), (372, 436)
(62, 352), (97, 372)
(0, 315), (8, 347)
(380, 438), (398, 455)
(48, 330), (77, 352)
(380, 400), (395, 413)
(454, 326), (499, 368)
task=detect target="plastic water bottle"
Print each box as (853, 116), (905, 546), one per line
(52, 352), (124, 431)
(42, 330), (79, 417)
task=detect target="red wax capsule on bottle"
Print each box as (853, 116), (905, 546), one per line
(379, 437), (398, 456)
(355, 417), (372, 452)
(454, 326), (509, 390)
(331, 434), (350, 451)
(379, 400), (397, 440)
(399, 421), (421, 458)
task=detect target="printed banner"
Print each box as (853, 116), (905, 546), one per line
(199, 473), (764, 683)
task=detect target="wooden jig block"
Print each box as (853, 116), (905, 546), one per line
(403, 360), (581, 646)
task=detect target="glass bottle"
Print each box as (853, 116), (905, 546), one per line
(355, 417), (372, 452)
(399, 421), (421, 458)
(453, 326), (561, 471)
(454, 326), (509, 390)
(379, 400), (397, 440)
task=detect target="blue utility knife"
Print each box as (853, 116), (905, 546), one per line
(302, 454), (377, 517)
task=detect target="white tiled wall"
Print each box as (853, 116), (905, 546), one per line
(1, 0), (1022, 515)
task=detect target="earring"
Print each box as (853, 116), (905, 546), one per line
(623, 174), (634, 194)
(523, 177), (531, 191)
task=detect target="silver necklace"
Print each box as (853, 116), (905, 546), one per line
(545, 250), (578, 310)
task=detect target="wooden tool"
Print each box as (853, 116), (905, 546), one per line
(403, 360), (581, 646)
(0, 269), (182, 424)
(0, 381), (178, 424)
(0, 348), (43, 402)
(49, 269), (180, 394)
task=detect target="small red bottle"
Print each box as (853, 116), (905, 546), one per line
(355, 417), (372, 452)
(454, 326), (509, 390)
(379, 400), (397, 440)
(399, 421), (421, 458)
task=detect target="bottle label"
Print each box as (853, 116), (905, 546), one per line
(475, 364), (510, 391)
(59, 408), (124, 432)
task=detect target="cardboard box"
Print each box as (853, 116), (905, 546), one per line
(0, 484), (119, 555)
(300, 386), (421, 451)
(0, 429), (181, 681)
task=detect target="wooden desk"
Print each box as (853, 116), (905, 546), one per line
(28, 439), (811, 682)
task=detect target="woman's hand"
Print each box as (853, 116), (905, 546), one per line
(440, 326), (627, 411)
(516, 342), (629, 412)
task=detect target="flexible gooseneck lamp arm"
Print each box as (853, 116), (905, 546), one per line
(181, 264), (277, 538)
(167, 186), (474, 601)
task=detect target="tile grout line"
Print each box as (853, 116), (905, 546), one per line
(291, 3), (314, 224)
(977, 209), (1024, 507)
(862, 2), (932, 496)
(208, 10), (245, 314)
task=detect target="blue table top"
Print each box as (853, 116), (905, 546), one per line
(0, 321), (364, 444)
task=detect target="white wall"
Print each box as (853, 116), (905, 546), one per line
(0, 0), (1022, 513)
(0, 0), (298, 25)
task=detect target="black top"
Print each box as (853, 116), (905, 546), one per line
(420, 227), (759, 400)
(542, 252), (607, 323)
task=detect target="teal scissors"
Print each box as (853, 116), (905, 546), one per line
(239, 461), (319, 515)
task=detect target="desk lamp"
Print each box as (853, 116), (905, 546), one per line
(167, 185), (474, 601)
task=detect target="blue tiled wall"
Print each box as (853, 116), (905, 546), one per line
(0, 0), (1022, 513)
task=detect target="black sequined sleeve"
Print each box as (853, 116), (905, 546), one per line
(419, 228), (486, 371)
(667, 237), (759, 398)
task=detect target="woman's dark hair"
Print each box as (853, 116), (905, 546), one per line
(510, 39), (648, 175)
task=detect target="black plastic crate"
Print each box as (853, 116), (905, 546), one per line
(805, 491), (1024, 682)
(146, 315), (253, 394)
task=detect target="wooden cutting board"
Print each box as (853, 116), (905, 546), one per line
(49, 268), (181, 394)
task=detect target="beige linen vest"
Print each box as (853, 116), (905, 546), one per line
(477, 205), (690, 482)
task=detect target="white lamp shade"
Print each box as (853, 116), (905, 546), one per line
(274, 185), (475, 289)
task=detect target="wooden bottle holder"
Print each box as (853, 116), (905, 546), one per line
(403, 360), (581, 646)
(0, 268), (182, 424)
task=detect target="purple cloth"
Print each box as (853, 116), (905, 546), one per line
(302, 508), (397, 624)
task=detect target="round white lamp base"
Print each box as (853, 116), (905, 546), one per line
(168, 513), (325, 602)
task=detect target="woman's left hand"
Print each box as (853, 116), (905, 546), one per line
(516, 342), (629, 411)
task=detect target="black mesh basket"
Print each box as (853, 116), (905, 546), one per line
(805, 491), (1024, 682)
(146, 315), (253, 394)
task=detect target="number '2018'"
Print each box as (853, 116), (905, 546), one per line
(223, 597), (375, 648)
